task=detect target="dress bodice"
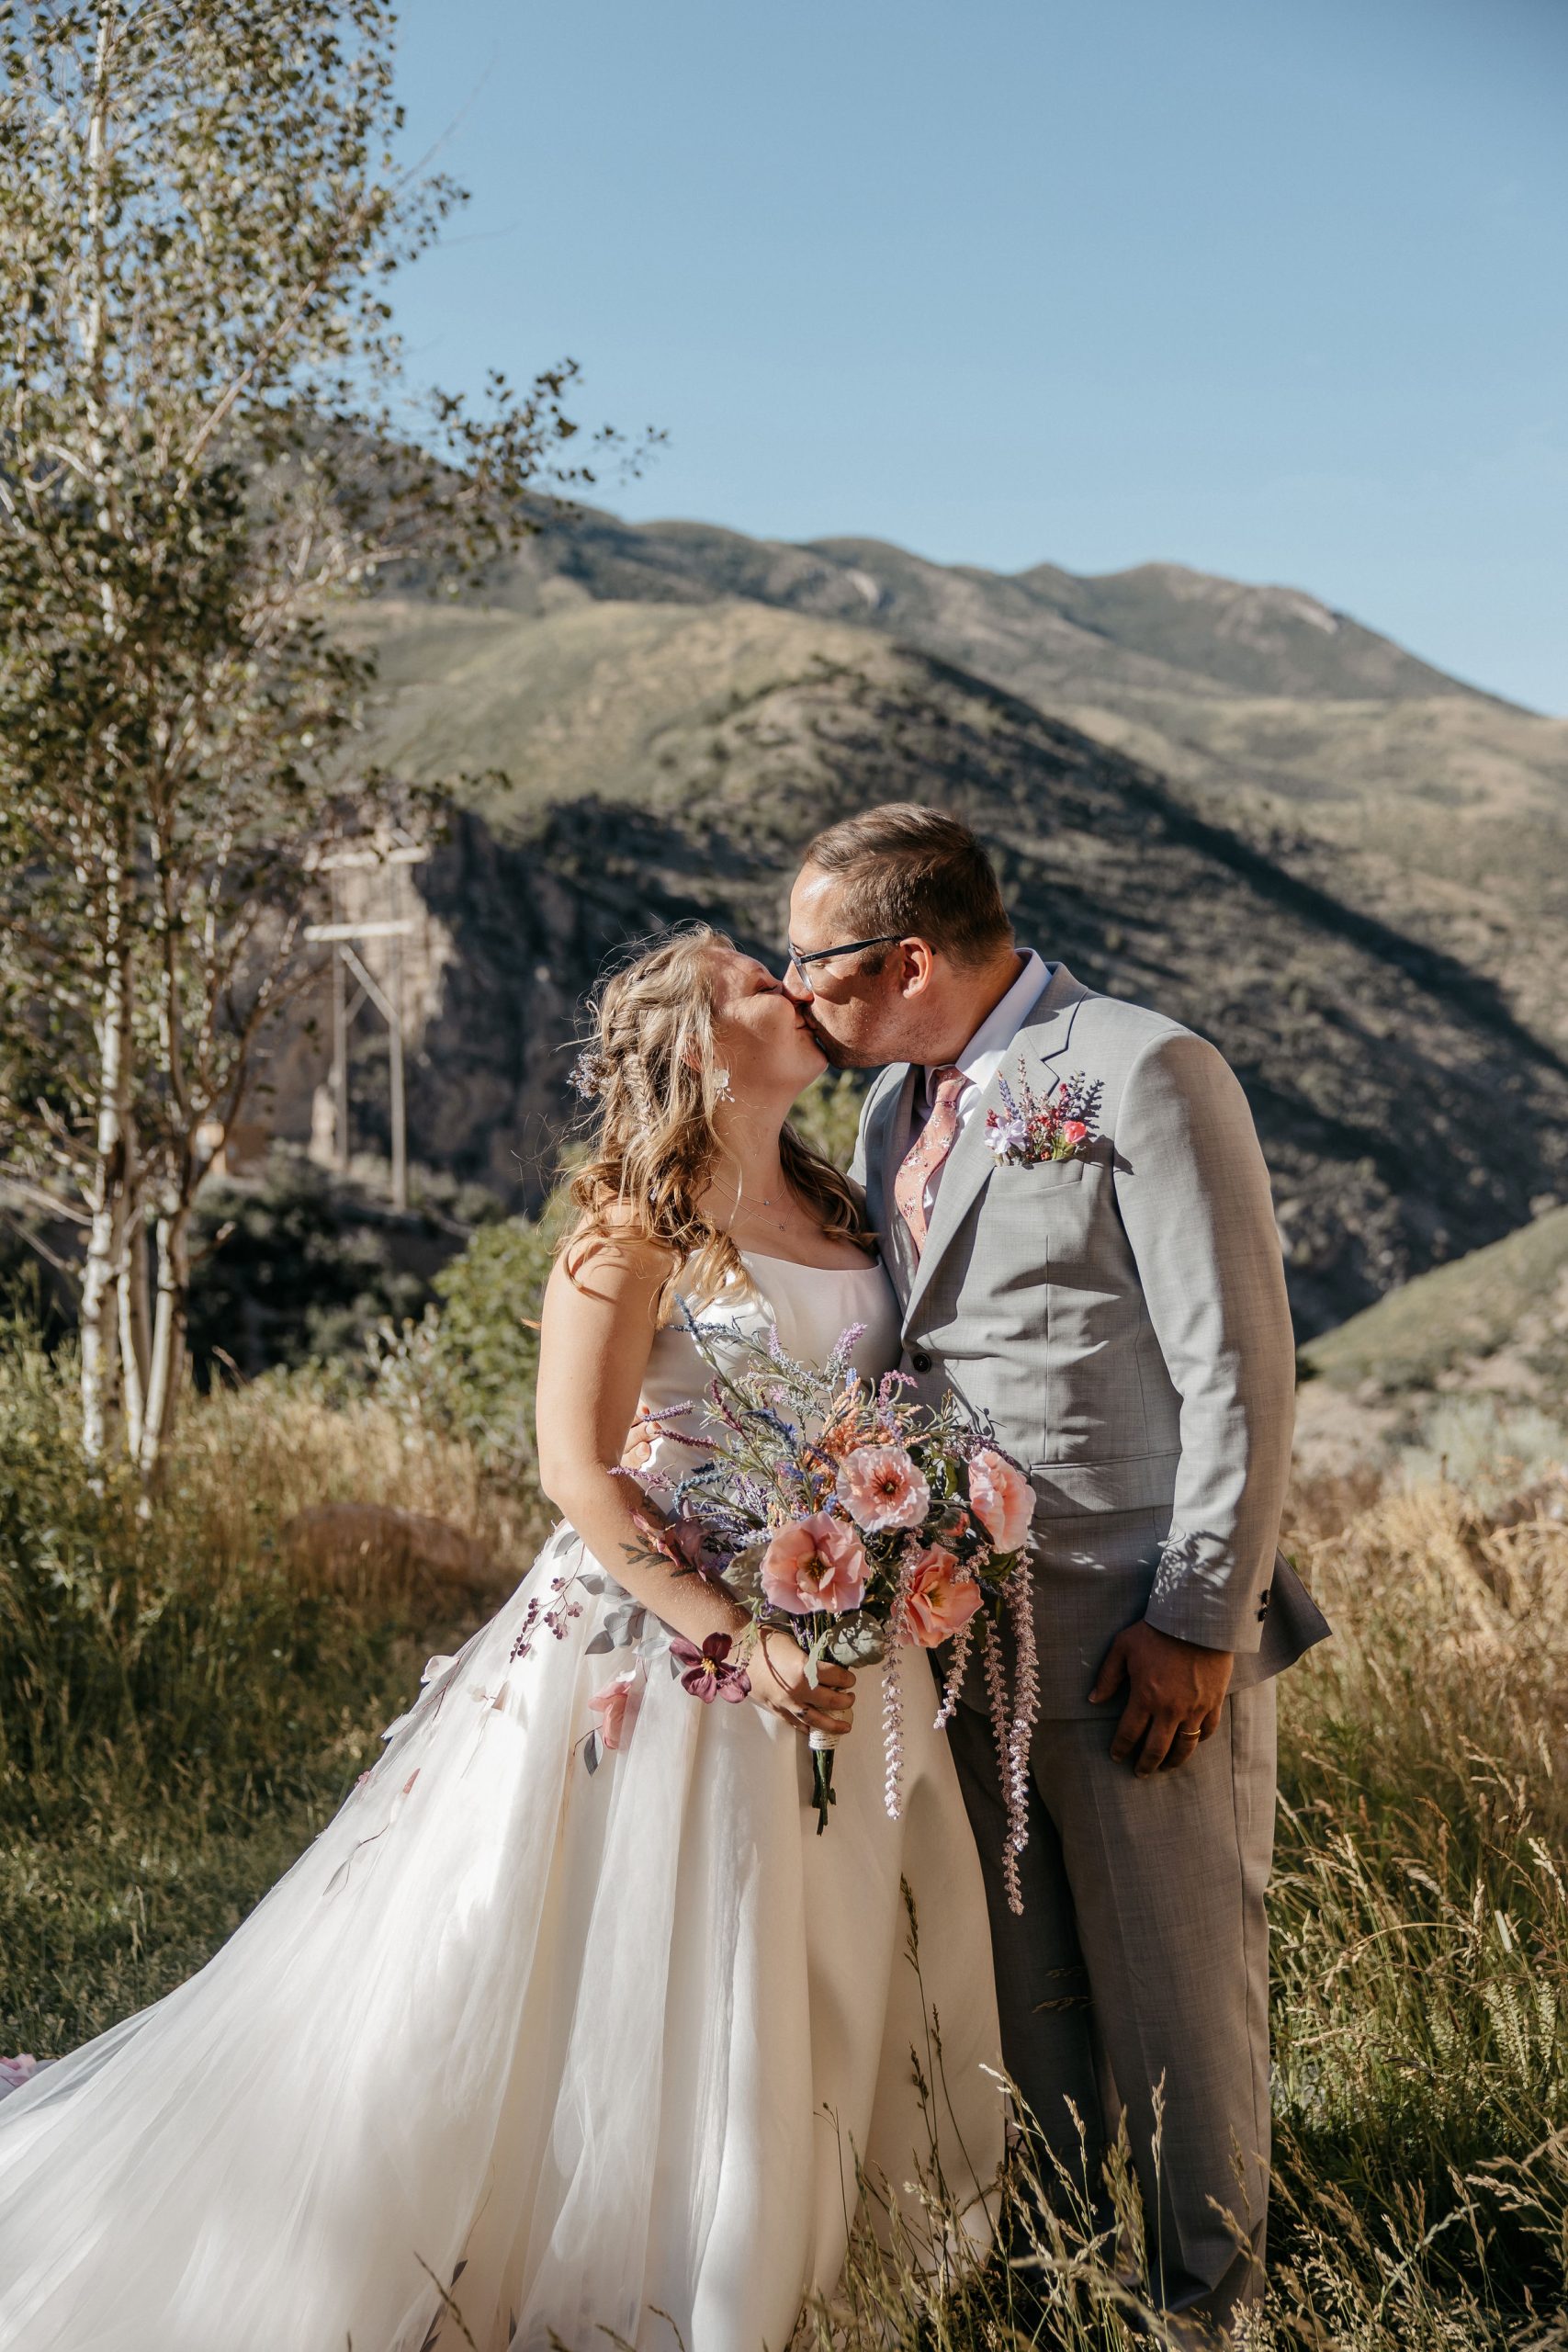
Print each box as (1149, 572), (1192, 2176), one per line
(637, 1251), (901, 1477)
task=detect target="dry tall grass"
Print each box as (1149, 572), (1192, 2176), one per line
(792, 1473), (1568, 2348)
(5, 1337), (1568, 2346)
(182, 1370), (547, 1602)
(0, 1329), (539, 2052)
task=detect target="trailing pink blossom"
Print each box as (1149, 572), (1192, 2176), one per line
(881, 1570), (914, 1820)
(1004, 1555), (1041, 1897)
(982, 1615), (1025, 1915)
(932, 1608), (979, 1730)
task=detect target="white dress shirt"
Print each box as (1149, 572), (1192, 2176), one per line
(906, 948), (1052, 1219)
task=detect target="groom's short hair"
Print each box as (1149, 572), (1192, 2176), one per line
(802, 804), (1013, 968)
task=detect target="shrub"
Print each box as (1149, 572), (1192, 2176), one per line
(0, 1319), (525, 1833)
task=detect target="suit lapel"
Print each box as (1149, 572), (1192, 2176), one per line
(899, 962), (1092, 1336)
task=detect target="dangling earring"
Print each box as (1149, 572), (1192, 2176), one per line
(714, 1068), (734, 1104)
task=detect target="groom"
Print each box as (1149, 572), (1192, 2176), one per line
(784, 803), (1329, 2336)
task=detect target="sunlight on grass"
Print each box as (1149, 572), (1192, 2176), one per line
(5, 1318), (1568, 2345)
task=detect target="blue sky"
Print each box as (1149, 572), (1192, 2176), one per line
(389, 0), (1568, 713)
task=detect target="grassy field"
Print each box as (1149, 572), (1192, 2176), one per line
(4, 1311), (1567, 2347)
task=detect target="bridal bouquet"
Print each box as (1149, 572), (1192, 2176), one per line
(628, 1316), (1042, 1911)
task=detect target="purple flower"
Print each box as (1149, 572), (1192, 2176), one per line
(671, 1632), (752, 1703)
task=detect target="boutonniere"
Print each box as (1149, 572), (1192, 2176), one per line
(985, 1066), (1102, 1167)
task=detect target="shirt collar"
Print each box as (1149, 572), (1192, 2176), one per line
(923, 949), (1052, 1105)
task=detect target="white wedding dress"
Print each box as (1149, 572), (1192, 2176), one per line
(0, 1251), (1004, 2352)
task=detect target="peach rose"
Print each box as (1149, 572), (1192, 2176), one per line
(760, 1513), (868, 1615)
(588, 1670), (639, 1750)
(835, 1443), (931, 1533)
(903, 1545), (985, 1649)
(968, 1449), (1032, 1555)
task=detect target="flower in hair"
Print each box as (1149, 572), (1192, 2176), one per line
(570, 1046), (610, 1100)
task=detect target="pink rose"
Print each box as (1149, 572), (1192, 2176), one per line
(968, 1449), (1032, 1555)
(760, 1513), (868, 1615)
(1059, 1118), (1088, 1146)
(836, 1443), (931, 1533)
(588, 1670), (640, 1750)
(903, 1545), (985, 1649)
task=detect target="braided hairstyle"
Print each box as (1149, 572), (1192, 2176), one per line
(563, 923), (874, 1307)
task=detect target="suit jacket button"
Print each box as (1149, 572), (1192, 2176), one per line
(910, 1350), (932, 1374)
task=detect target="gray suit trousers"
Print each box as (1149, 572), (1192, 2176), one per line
(945, 1681), (1276, 2333)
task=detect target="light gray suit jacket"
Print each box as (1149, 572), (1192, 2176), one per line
(851, 960), (1330, 1715)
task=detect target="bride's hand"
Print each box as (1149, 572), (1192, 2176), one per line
(620, 1406), (657, 1471)
(749, 1628), (856, 1741)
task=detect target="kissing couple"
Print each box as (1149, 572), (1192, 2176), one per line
(0, 802), (1328, 2350)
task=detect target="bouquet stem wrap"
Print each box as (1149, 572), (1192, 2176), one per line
(807, 1729), (837, 1834)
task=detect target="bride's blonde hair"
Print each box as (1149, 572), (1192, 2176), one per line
(563, 924), (874, 1306)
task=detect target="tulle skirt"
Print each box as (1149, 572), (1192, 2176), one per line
(0, 1522), (1004, 2352)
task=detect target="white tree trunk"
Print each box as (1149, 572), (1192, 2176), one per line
(117, 1202), (151, 1462)
(138, 1196), (192, 1487)
(79, 930), (134, 1463)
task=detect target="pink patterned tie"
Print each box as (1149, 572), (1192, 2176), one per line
(893, 1065), (967, 1256)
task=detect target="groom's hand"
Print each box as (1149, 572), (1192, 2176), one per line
(1090, 1621), (1234, 1777)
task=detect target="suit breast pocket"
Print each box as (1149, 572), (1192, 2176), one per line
(985, 1154), (1088, 1196)
(981, 1153), (1104, 1317)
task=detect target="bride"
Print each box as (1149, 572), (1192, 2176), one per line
(0, 926), (1004, 2352)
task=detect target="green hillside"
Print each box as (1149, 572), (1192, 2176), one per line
(1300, 1203), (1568, 1396)
(344, 595), (887, 823)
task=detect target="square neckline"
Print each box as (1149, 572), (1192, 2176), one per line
(736, 1247), (886, 1278)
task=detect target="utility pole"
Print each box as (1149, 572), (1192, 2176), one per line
(304, 828), (430, 1210)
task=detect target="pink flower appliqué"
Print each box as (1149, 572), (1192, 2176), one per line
(671, 1632), (752, 1702)
(0, 2054), (46, 2102)
(836, 1444), (931, 1534)
(903, 1545), (986, 1649)
(968, 1450), (1033, 1555)
(760, 1513), (868, 1615)
(588, 1670), (640, 1750)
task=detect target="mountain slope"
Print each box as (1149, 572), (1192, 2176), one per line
(275, 596), (1568, 1337)
(1299, 1204), (1568, 1397)
(442, 503), (1568, 1044)
(482, 505), (1493, 706)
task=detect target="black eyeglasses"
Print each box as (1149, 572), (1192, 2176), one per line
(785, 932), (905, 977)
